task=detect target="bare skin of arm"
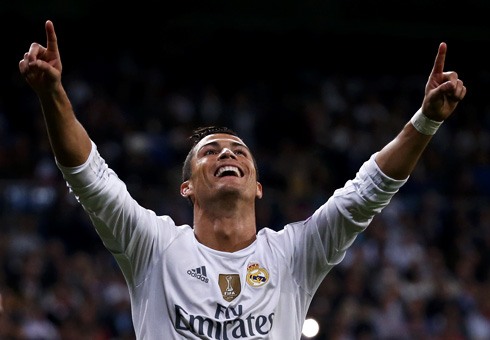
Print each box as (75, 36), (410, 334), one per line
(20, 24), (466, 182)
(19, 20), (91, 167)
(376, 43), (466, 180)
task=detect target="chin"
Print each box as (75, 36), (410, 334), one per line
(217, 186), (242, 197)
(215, 185), (250, 200)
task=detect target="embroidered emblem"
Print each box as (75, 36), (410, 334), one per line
(218, 274), (241, 302)
(246, 262), (269, 287)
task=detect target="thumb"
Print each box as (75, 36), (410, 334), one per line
(29, 59), (56, 74)
(439, 80), (456, 94)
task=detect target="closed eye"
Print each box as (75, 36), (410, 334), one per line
(235, 149), (247, 156)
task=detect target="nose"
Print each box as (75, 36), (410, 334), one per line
(218, 148), (236, 159)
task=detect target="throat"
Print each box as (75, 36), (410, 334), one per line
(193, 205), (258, 252)
(195, 224), (257, 252)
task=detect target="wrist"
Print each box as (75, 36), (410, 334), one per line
(37, 82), (66, 103)
(410, 109), (443, 135)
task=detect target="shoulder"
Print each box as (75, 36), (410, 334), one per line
(256, 221), (307, 250)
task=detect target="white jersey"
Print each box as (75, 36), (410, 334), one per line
(57, 141), (406, 339)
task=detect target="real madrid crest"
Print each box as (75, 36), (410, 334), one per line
(246, 262), (269, 287)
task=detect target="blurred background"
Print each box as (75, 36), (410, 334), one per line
(1, 1), (490, 339)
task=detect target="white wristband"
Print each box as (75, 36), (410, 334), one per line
(410, 109), (443, 135)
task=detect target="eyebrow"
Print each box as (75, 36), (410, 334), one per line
(197, 141), (250, 153)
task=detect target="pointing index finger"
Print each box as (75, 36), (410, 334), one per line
(45, 20), (58, 53)
(431, 42), (447, 75)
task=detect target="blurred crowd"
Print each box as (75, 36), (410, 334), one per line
(1, 47), (490, 340)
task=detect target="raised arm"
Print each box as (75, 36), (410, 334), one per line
(375, 43), (467, 179)
(19, 20), (91, 167)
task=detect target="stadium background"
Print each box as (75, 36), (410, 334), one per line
(1, 1), (490, 339)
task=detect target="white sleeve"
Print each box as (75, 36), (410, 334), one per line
(56, 141), (182, 286)
(286, 152), (407, 294)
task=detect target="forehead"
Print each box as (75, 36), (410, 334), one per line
(195, 133), (248, 150)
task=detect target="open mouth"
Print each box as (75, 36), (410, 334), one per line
(215, 166), (243, 178)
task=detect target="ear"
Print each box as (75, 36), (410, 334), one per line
(180, 181), (193, 198)
(256, 182), (263, 199)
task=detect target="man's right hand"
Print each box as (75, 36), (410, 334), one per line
(19, 20), (62, 95)
(18, 20), (92, 167)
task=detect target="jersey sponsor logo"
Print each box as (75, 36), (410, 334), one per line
(187, 266), (209, 283)
(246, 262), (269, 287)
(218, 274), (241, 302)
(175, 303), (275, 339)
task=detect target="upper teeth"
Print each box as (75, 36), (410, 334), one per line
(216, 166), (241, 177)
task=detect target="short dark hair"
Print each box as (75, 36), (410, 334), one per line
(181, 126), (259, 183)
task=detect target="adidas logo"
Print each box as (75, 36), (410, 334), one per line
(187, 266), (209, 283)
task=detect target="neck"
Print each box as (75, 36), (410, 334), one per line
(193, 198), (257, 252)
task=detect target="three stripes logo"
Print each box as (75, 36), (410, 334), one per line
(187, 266), (209, 283)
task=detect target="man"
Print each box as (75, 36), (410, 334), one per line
(20, 20), (466, 339)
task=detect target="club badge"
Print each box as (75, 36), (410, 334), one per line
(246, 262), (269, 287)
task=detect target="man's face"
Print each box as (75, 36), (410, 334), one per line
(180, 133), (262, 205)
